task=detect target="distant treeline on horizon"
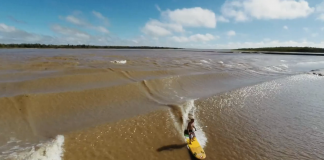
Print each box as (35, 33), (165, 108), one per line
(0, 43), (181, 49)
(238, 47), (324, 53)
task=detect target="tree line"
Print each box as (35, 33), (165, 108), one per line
(0, 43), (181, 49)
(238, 47), (324, 53)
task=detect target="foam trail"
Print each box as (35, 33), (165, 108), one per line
(5, 135), (64, 160)
(169, 100), (208, 148)
(186, 100), (207, 148)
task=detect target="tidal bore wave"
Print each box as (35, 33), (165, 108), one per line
(0, 49), (324, 160)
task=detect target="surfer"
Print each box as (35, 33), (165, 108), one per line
(187, 118), (197, 144)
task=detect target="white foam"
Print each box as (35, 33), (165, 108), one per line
(276, 64), (289, 72)
(263, 64), (288, 72)
(180, 100), (208, 148)
(4, 135), (65, 160)
(110, 60), (127, 64)
(278, 64), (288, 68)
(200, 60), (209, 64)
(7, 137), (21, 144)
(188, 101), (207, 148)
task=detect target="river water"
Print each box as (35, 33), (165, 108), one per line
(0, 49), (323, 160)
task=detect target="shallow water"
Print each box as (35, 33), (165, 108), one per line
(0, 49), (323, 160)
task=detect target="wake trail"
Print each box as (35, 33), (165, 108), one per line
(168, 100), (208, 148)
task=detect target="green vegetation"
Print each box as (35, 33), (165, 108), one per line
(238, 47), (324, 53)
(0, 43), (180, 49)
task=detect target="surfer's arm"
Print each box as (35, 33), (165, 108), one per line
(193, 125), (197, 131)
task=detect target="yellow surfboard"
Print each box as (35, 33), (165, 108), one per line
(184, 130), (206, 159)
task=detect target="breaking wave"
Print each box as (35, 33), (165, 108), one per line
(1, 136), (64, 160)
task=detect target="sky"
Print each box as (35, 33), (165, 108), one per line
(0, 0), (324, 49)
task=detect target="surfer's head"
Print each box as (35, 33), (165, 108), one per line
(190, 118), (195, 122)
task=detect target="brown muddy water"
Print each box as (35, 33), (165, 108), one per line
(0, 49), (324, 160)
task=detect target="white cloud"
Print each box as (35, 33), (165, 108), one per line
(315, 1), (324, 20)
(216, 15), (230, 22)
(146, 19), (184, 33)
(142, 7), (217, 37)
(128, 35), (164, 46)
(317, 13), (324, 21)
(221, 0), (314, 22)
(62, 14), (109, 34)
(171, 36), (189, 43)
(142, 25), (171, 37)
(0, 23), (52, 43)
(162, 7), (216, 28)
(227, 30), (236, 36)
(303, 27), (309, 32)
(65, 15), (90, 27)
(155, 5), (162, 12)
(316, 1), (324, 12)
(94, 27), (109, 34)
(92, 11), (109, 25)
(0, 23), (17, 32)
(0, 23), (149, 46)
(221, 1), (249, 22)
(2, 23), (324, 49)
(171, 33), (217, 43)
(311, 33), (318, 37)
(131, 35), (145, 44)
(142, 19), (181, 37)
(95, 26), (109, 34)
(283, 25), (288, 30)
(51, 25), (90, 39)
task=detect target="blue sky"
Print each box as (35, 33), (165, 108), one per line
(0, 0), (323, 49)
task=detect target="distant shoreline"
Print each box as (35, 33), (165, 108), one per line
(237, 47), (324, 53)
(0, 44), (181, 49)
(239, 52), (324, 56)
(236, 47), (324, 56)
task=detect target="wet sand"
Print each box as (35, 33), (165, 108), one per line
(0, 49), (324, 160)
